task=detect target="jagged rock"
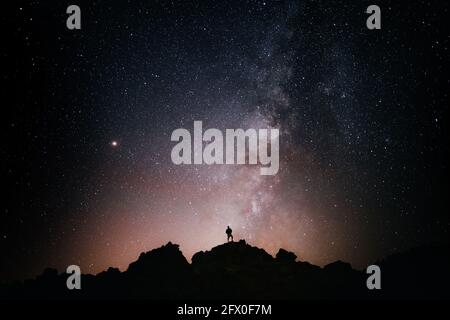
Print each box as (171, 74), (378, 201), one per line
(126, 242), (191, 277)
(192, 239), (273, 270)
(276, 249), (297, 263)
(1, 241), (448, 299)
(124, 242), (196, 298)
(323, 260), (353, 273)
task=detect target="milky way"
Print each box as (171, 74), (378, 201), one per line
(2, 0), (448, 280)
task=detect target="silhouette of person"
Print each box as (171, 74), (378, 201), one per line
(226, 226), (233, 242)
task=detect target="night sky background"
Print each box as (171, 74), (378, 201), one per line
(1, 0), (449, 281)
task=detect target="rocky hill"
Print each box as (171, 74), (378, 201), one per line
(1, 240), (449, 299)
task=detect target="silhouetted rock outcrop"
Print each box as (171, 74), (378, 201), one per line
(276, 249), (297, 263)
(124, 242), (196, 299)
(192, 240), (276, 298)
(1, 241), (449, 299)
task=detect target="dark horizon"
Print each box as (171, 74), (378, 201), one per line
(3, 238), (450, 285)
(2, 240), (449, 300)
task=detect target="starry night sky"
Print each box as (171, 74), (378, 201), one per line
(1, 0), (449, 281)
